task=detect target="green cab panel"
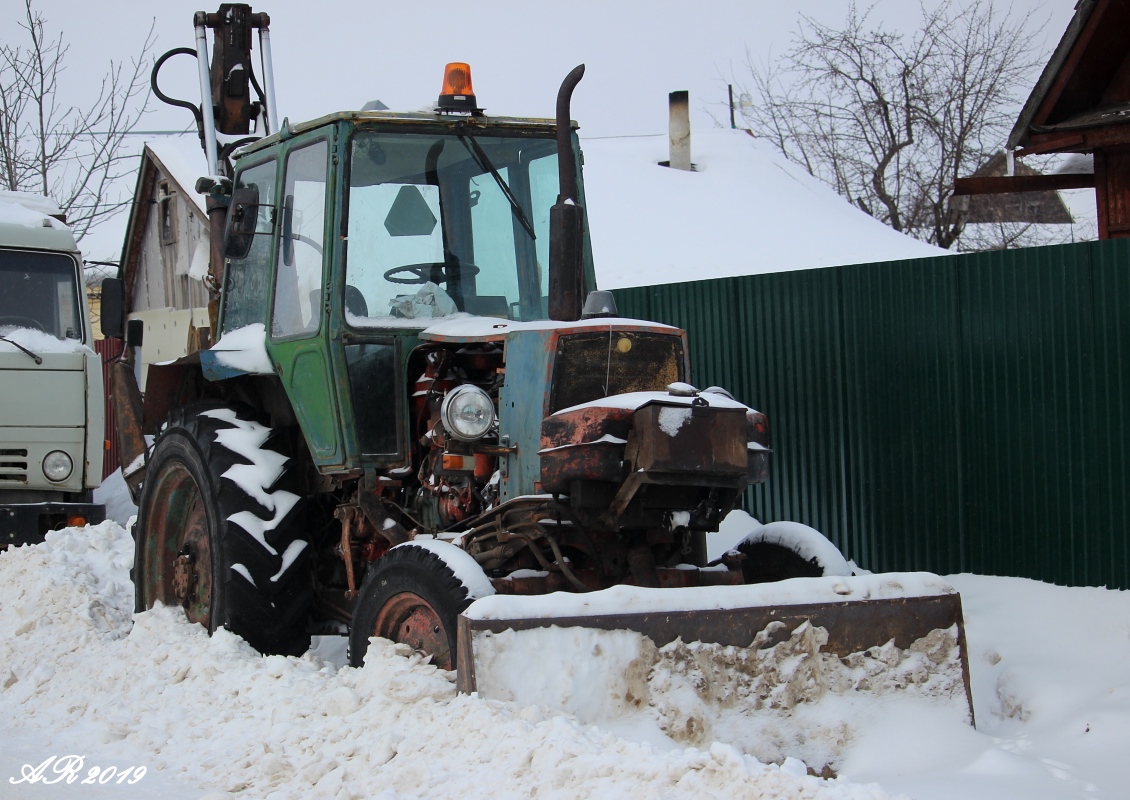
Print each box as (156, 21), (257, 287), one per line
(279, 342), (341, 465)
(266, 136), (345, 470)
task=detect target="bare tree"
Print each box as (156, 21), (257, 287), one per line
(737, 1), (1049, 251)
(0, 0), (153, 242)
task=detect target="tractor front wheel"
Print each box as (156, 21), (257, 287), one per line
(349, 544), (477, 669)
(737, 521), (853, 583)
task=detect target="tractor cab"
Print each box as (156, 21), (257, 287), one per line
(222, 112), (595, 332)
(214, 100), (599, 475)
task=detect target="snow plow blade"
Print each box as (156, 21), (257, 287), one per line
(456, 574), (974, 729)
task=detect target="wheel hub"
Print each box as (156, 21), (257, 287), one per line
(373, 592), (453, 669)
(141, 459), (214, 629)
(173, 549), (195, 604)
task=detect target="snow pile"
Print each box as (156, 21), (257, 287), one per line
(0, 523), (892, 799)
(420, 315), (677, 341)
(554, 387), (752, 415)
(0, 190), (64, 219)
(644, 623), (966, 772)
(470, 616), (967, 774)
(657, 405), (693, 436)
(0, 522), (134, 698)
(4, 517), (1129, 799)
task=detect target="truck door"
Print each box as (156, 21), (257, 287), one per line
(266, 138), (345, 468)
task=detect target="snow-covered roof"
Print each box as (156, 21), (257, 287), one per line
(0, 195), (77, 253)
(0, 190), (64, 219)
(582, 129), (943, 290)
(142, 138), (210, 217)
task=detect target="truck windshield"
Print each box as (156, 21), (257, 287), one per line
(0, 250), (83, 341)
(344, 130), (562, 324)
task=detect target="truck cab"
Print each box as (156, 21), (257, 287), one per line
(0, 192), (104, 547)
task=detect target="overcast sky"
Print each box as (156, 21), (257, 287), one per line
(0, 0), (1077, 259)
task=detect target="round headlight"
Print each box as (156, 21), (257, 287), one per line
(440, 385), (496, 442)
(43, 450), (73, 482)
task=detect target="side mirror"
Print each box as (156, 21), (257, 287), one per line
(100, 278), (126, 338)
(223, 187), (263, 259)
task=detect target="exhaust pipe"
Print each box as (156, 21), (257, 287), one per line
(555, 64), (585, 203)
(548, 64), (586, 322)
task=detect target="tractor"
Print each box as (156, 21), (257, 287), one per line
(101, 6), (969, 701)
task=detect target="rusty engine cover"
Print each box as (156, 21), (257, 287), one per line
(539, 405), (633, 493)
(629, 403), (747, 475)
(540, 401), (750, 497)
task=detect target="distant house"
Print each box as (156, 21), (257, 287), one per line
(950, 151), (1073, 225)
(117, 140), (212, 387)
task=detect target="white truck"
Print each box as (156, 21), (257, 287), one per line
(0, 191), (104, 547)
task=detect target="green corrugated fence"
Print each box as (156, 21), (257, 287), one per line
(612, 238), (1130, 589)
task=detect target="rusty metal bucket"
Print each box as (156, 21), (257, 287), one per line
(456, 579), (974, 728)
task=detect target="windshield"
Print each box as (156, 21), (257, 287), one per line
(345, 129), (563, 324)
(0, 250), (83, 341)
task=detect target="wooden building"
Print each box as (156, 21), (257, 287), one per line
(117, 140), (211, 387)
(955, 0), (1130, 239)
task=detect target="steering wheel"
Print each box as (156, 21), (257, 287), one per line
(383, 262), (481, 285)
(0, 316), (45, 332)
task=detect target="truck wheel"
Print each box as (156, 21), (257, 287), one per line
(134, 403), (312, 656)
(349, 543), (479, 670)
(737, 521), (853, 583)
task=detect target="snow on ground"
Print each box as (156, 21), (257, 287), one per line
(582, 129), (944, 290)
(2, 520), (1128, 799)
(0, 523), (884, 800)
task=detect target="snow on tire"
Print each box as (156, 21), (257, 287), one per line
(134, 402), (312, 656)
(737, 521), (853, 583)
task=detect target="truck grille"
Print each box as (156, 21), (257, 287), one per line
(550, 331), (684, 414)
(0, 449), (29, 484)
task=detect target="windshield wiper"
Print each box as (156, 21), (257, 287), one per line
(456, 131), (537, 240)
(0, 335), (43, 365)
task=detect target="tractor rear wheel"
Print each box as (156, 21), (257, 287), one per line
(349, 544), (476, 669)
(133, 403), (312, 656)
